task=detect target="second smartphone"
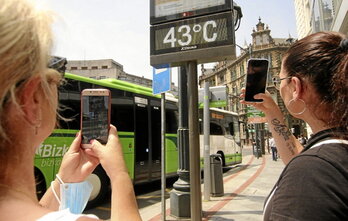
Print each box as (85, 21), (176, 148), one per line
(81, 89), (111, 149)
(244, 58), (269, 102)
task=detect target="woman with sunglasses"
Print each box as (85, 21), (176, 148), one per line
(0, 0), (141, 220)
(242, 31), (348, 220)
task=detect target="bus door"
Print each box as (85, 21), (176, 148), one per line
(150, 100), (161, 180)
(134, 97), (150, 183)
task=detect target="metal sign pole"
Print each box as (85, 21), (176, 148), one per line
(161, 92), (166, 221)
(203, 81), (211, 201)
(188, 61), (202, 220)
(170, 66), (191, 218)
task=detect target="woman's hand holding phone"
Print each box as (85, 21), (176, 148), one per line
(57, 132), (100, 183)
(85, 125), (128, 180)
(240, 88), (281, 115)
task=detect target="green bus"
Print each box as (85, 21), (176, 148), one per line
(34, 73), (242, 207)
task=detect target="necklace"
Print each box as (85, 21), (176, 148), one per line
(0, 183), (38, 204)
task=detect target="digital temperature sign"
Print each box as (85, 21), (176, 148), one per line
(150, 0), (232, 25)
(150, 11), (235, 67)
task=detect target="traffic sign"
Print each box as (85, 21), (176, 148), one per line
(247, 106), (266, 123)
(153, 66), (171, 95)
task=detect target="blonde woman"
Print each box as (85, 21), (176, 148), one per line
(0, 0), (141, 220)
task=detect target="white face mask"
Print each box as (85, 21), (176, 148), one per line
(52, 175), (93, 214)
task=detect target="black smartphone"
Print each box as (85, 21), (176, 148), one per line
(81, 89), (111, 148)
(244, 58), (269, 102)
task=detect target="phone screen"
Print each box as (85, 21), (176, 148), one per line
(244, 59), (269, 102)
(81, 94), (110, 145)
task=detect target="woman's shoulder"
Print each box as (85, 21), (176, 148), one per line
(281, 140), (348, 186)
(301, 139), (348, 171)
(37, 209), (99, 221)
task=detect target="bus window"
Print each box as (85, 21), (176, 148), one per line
(58, 98), (80, 129)
(166, 109), (178, 133)
(165, 102), (178, 134)
(57, 79), (81, 129)
(79, 81), (92, 91)
(229, 122), (234, 136)
(210, 123), (223, 135)
(110, 88), (134, 132)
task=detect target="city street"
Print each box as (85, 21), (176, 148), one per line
(84, 145), (285, 220)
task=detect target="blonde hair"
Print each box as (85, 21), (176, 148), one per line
(0, 0), (56, 141)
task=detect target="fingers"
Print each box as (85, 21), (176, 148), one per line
(108, 124), (118, 142)
(68, 131), (82, 153)
(254, 93), (273, 102)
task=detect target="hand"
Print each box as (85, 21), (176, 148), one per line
(85, 125), (128, 179)
(240, 88), (281, 115)
(57, 132), (99, 183)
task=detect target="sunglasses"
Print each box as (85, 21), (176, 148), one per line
(272, 76), (292, 90)
(48, 56), (67, 77)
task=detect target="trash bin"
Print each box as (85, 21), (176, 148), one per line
(210, 154), (224, 197)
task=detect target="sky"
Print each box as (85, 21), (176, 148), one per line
(39, 0), (298, 85)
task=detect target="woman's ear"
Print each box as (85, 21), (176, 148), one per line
(291, 77), (303, 100)
(18, 76), (43, 125)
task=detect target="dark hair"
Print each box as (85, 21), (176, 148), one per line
(283, 32), (348, 131)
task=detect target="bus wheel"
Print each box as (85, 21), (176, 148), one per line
(86, 166), (110, 209)
(34, 168), (46, 200)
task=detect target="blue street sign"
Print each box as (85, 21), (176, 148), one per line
(153, 66), (171, 95)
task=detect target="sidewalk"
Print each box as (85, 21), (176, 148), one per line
(140, 146), (285, 221)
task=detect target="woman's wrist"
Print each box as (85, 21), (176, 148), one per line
(265, 108), (284, 122)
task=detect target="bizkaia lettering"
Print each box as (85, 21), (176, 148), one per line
(35, 144), (69, 157)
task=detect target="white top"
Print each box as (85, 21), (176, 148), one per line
(37, 209), (99, 221)
(269, 138), (276, 148)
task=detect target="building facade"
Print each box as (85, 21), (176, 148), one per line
(66, 59), (178, 96)
(294, 0), (348, 39)
(294, 0), (312, 39)
(66, 59), (153, 88)
(199, 18), (307, 143)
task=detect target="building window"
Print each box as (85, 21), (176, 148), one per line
(231, 68), (237, 81)
(70, 67), (78, 70)
(240, 81), (244, 88)
(91, 66), (98, 69)
(312, 0), (334, 32)
(219, 74), (225, 83)
(232, 87), (237, 96)
(268, 53), (272, 68)
(81, 67), (88, 70)
(210, 79), (216, 86)
(240, 64), (245, 76)
(102, 65), (108, 69)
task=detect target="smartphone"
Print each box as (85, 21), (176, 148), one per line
(244, 58), (269, 102)
(81, 89), (111, 148)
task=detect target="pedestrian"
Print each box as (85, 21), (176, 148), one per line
(269, 137), (277, 161)
(0, 0), (141, 220)
(242, 31), (348, 220)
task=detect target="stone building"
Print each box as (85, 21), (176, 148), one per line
(199, 18), (307, 143)
(66, 59), (153, 88)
